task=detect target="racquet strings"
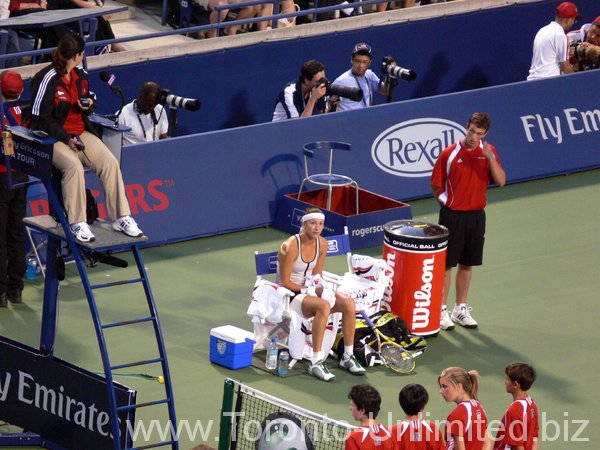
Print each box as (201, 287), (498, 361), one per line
(380, 342), (415, 374)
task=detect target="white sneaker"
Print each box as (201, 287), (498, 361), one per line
(308, 361), (335, 381)
(451, 304), (478, 329)
(440, 306), (455, 331)
(112, 216), (143, 237)
(339, 353), (366, 375)
(71, 222), (95, 243)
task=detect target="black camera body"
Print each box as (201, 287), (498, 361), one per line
(159, 89), (201, 112)
(317, 78), (364, 102)
(381, 56), (417, 82)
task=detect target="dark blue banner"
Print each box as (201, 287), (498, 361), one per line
(0, 336), (136, 450)
(76, 0), (596, 136)
(57, 69), (600, 246)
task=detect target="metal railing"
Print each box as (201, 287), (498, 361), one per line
(0, 0), (390, 66)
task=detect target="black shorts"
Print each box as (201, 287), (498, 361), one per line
(439, 206), (486, 268)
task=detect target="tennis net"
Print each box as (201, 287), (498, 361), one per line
(218, 378), (354, 450)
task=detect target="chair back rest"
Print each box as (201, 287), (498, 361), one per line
(254, 250), (278, 276)
(254, 226), (352, 277)
(303, 141), (351, 178)
(324, 226), (352, 273)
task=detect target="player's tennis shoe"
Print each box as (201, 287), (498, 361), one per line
(451, 304), (478, 329)
(339, 353), (366, 375)
(308, 361), (335, 381)
(440, 306), (455, 331)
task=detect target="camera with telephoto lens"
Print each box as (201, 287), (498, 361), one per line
(570, 39), (600, 69)
(381, 56), (417, 81)
(317, 78), (363, 102)
(158, 89), (201, 112)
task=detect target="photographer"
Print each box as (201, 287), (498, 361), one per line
(527, 2), (579, 80)
(117, 81), (169, 146)
(332, 42), (392, 112)
(568, 16), (600, 71)
(272, 60), (336, 122)
(30, 33), (143, 243)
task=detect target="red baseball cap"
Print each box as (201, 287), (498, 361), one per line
(593, 15), (600, 24)
(0, 70), (24, 99)
(556, 2), (581, 20)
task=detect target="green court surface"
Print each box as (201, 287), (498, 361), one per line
(1, 169), (599, 449)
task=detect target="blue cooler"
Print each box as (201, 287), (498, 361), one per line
(210, 325), (255, 370)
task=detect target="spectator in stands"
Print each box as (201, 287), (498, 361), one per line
(272, 60), (335, 121)
(277, 207), (365, 381)
(1, 0), (22, 67)
(206, 0), (297, 37)
(0, 70), (28, 307)
(332, 42), (392, 112)
(29, 33), (142, 243)
(527, 2), (579, 80)
(47, 0), (126, 52)
(206, 0), (260, 37)
(567, 15), (600, 71)
(376, 0), (415, 13)
(117, 81), (169, 146)
(8, 0), (70, 60)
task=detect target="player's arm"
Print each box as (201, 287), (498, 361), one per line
(531, 438), (538, 450)
(311, 236), (328, 276)
(452, 435), (466, 450)
(482, 431), (493, 450)
(482, 141), (506, 187)
(277, 237), (303, 292)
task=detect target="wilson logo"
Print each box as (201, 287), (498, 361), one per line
(371, 118), (466, 177)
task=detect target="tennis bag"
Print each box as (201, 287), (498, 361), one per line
(333, 311), (428, 367)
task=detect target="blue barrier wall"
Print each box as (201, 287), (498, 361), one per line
(83, 0), (596, 135)
(62, 70), (599, 246)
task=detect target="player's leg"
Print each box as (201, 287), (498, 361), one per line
(451, 210), (485, 329)
(331, 292), (365, 375)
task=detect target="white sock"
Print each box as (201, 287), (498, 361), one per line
(344, 346), (353, 358)
(312, 351), (324, 364)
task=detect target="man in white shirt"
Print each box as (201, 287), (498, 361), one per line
(332, 42), (391, 112)
(527, 2), (580, 80)
(117, 82), (169, 146)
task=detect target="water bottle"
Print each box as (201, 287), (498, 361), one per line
(26, 257), (38, 281)
(277, 350), (289, 376)
(265, 338), (278, 370)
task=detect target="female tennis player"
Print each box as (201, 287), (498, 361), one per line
(439, 366), (491, 450)
(277, 207), (365, 381)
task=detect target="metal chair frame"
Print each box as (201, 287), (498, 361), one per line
(297, 141), (359, 214)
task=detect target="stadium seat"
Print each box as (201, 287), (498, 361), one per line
(297, 141), (359, 214)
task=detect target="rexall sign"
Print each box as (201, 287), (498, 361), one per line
(371, 118), (466, 177)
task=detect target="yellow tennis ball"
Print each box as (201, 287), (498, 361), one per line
(158, 376), (164, 384)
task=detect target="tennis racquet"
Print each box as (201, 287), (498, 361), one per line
(359, 310), (415, 374)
